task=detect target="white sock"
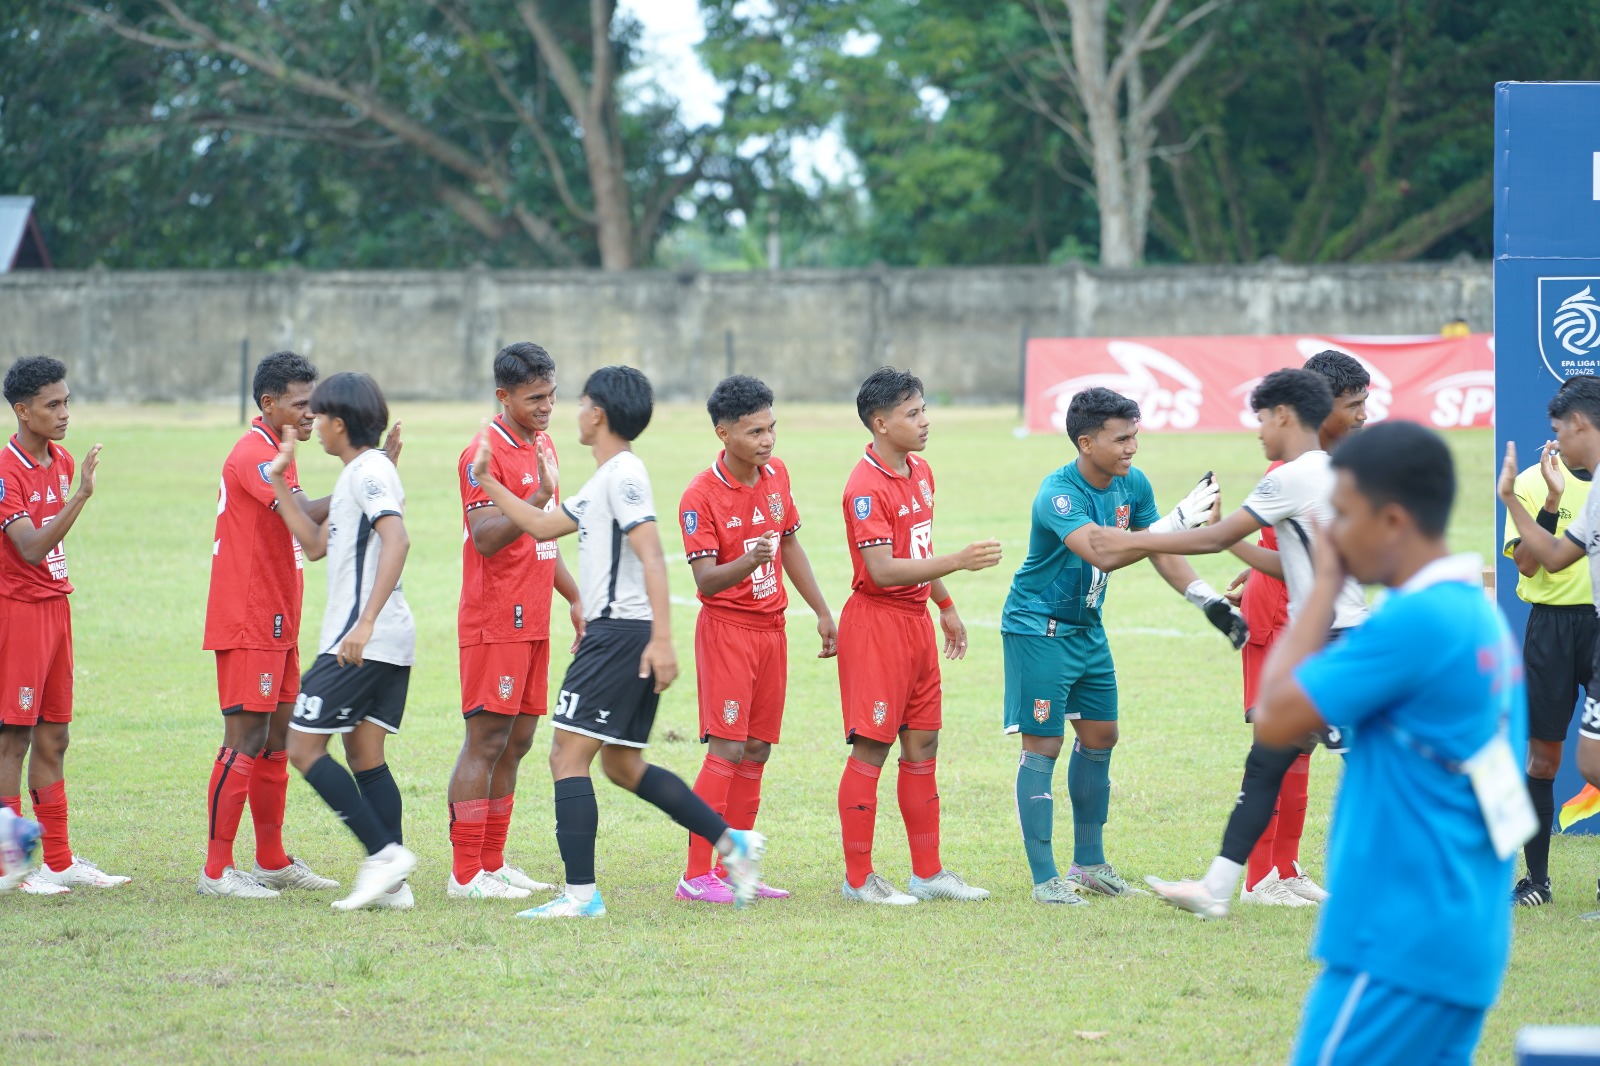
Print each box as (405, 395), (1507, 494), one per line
(567, 882), (596, 902)
(1202, 857), (1244, 900)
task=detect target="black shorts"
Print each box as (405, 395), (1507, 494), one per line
(1528, 604), (1598, 743)
(553, 619), (659, 748)
(289, 654), (410, 735)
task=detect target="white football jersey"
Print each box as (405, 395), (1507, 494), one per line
(1241, 449), (1368, 629)
(560, 450), (656, 623)
(318, 448), (415, 664)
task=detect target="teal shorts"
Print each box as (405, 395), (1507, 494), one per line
(1002, 629), (1118, 736)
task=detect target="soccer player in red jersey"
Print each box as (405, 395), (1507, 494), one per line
(835, 367), (1003, 905)
(0, 356), (128, 893)
(675, 375), (836, 904)
(200, 351), (383, 898)
(447, 342), (580, 900)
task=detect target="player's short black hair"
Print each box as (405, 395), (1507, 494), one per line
(1549, 375), (1600, 427)
(311, 372), (389, 449)
(252, 350), (318, 411)
(1330, 421), (1453, 538)
(3, 356), (67, 407)
(1302, 350), (1371, 398)
(706, 374), (774, 426)
(1066, 387), (1140, 449)
(1250, 368), (1334, 429)
(494, 341), (556, 389)
(856, 367), (924, 429)
(583, 365), (653, 441)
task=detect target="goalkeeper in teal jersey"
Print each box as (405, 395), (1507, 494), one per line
(1004, 387), (1248, 904)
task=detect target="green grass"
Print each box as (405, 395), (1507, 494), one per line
(0, 404), (1589, 1064)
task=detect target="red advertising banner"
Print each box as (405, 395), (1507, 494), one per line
(1024, 334), (1495, 434)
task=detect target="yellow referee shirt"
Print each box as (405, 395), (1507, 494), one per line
(1502, 459), (1594, 606)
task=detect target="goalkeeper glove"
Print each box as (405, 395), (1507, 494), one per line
(1185, 579), (1249, 651)
(1147, 473), (1219, 535)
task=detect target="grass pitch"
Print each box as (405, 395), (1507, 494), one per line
(0, 402), (1588, 1063)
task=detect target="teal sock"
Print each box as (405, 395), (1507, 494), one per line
(1016, 751), (1058, 885)
(1068, 742), (1112, 867)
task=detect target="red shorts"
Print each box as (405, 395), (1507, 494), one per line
(836, 593), (941, 743)
(460, 640), (550, 717)
(696, 610), (787, 744)
(215, 646), (300, 714)
(1240, 621), (1285, 717)
(0, 597), (73, 727)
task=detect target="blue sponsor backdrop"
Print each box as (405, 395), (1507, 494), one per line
(1494, 82), (1600, 834)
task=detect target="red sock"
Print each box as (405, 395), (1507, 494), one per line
(1273, 753), (1312, 876)
(449, 798), (489, 883)
(839, 757), (881, 888)
(685, 754), (737, 880)
(1, 796), (19, 816)
(897, 758), (942, 879)
(1246, 806), (1280, 891)
(725, 760), (765, 831)
(481, 794), (514, 872)
(29, 778), (70, 872)
(249, 748), (291, 871)
(204, 747), (255, 879)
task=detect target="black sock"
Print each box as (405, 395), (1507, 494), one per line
(635, 763), (730, 845)
(303, 755), (394, 856)
(554, 776), (598, 885)
(1220, 742), (1302, 865)
(354, 763), (403, 847)
(1525, 774), (1556, 884)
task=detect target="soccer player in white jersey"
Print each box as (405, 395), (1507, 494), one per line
(468, 365), (766, 918)
(267, 373), (418, 912)
(1074, 368), (1368, 915)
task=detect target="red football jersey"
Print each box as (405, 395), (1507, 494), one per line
(0, 436), (76, 602)
(458, 415), (560, 646)
(679, 453), (801, 628)
(842, 444), (937, 607)
(204, 418), (306, 650)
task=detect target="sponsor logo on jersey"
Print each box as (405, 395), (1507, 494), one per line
(259, 673), (275, 698)
(257, 461), (274, 484)
(898, 504), (910, 517)
(918, 479), (933, 510)
(28, 491), (39, 503)
(514, 604), (524, 630)
(872, 701), (888, 726)
(18, 687), (33, 712)
(682, 510), (699, 535)
(853, 496), (872, 520)
(45, 488), (56, 504)
(521, 472), (536, 486)
(1115, 504), (1130, 529)
(499, 675), (515, 702)
(273, 613), (284, 639)
(910, 520), (933, 560)
(723, 700), (740, 725)
(752, 506), (766, 525)
(726, 514), (742, 528)
(1033, 699), (1051, 723)
(767, 493), (784, 523)
(1052, 494), (1071, 515)
(911, 499), (921, 512)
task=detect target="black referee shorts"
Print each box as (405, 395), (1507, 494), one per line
(1525, 603), (1598, 743)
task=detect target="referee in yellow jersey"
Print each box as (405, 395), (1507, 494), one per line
(1504, 437), (1595, 907)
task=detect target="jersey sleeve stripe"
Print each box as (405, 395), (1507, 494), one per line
(856, 537), (893, 548)
(465, 500), (496, 512)
(1565, 529), (1586, 548)
(783, 520), (801, 535)
(0, 510), (30, 530)
(685, 549), (719, 561)
(619, 515), (655, 533)
(370, 509), (402, 521)
(560, 501), (580, 522)
(1242, 505), (1269, 525)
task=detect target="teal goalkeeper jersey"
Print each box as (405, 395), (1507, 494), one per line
(1001, 462), (1160, 635)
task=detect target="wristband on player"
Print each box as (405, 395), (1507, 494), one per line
(1536, 507), (1560, 534)
(934, 595), (955, 611)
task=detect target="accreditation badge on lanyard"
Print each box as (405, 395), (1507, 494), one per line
(1467, 626), (1537, 861)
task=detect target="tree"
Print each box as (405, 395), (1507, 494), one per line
(62, 0), (704, 268)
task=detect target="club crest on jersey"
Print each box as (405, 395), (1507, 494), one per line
(723, 700), (740, 725)
(1052, 495), (1071, 515)
(854, 496), (872, 520)
(682, 510), (699, 535)
(767, 493), (784, 523)
(18, 687), (33, 712)
(466, 466), (480, 487)
(1115, 504), (1131, 529)
(0, 478), (6, 502)
(259, 673), (275, 699)
(58, 475), (69, 498)
(498, 676), (515, 702)
(918, 479), (933, 509)
(621, 478), (645, 506)
(1033, 699), (1051, 724)
(873, 701), (888, 726)
(257, 461), (274, 484)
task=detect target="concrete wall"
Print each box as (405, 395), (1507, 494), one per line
(0, 261), (1492, 403)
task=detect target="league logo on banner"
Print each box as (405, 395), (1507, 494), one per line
(1538, 278), (1600, 379)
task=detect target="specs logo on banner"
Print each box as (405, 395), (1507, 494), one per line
(1539, 278), (1600, 379)
(1041, 340), (1204, 431)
